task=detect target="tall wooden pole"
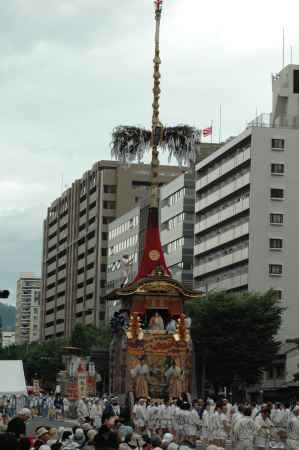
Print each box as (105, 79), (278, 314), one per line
(150, 0), (163, 208)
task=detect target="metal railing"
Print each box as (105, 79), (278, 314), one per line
(247, 113), (299, 129)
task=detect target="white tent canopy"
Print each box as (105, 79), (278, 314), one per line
(0, 361), (27, 396)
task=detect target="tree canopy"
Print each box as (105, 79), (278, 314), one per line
(71, 323), (112, 355)
(0, 324), (112, 387)
(185, 289), (283, 391)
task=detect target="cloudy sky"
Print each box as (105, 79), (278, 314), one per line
(1, 0), (298, 305)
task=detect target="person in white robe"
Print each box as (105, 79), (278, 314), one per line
(186, 404), (201, 444)
(287, 406), (299, 450)
(90, 399), (103, 429)
(148, 401), (160, 434)
(255, 407), (273, 450)
(212, 402), (230, 447)
(234, 406), (256, 450)
(132, 398), (148, 434)
(160, 400), (173, 432)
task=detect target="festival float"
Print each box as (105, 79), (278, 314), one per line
(106, 0), (202, 402)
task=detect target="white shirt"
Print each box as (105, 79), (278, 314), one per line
(288, 415), (299, 440)
(234, 416), (256, 440)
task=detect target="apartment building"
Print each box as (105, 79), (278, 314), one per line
(106, 207), (141, 320)
(16, 273), (41, 345)
(194, 64), (299, 344)
(160, 171), (195, 289)
(2, 331), (16, 348)
(41, 161), (182, 340)
(29, 290), (41, 342)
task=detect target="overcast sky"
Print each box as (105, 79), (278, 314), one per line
(1, 0), (298, 305)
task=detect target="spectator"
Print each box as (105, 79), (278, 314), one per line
(0, 432), (18, 450)
(83, 429), (97, 450)
(94, 412), (119, 450)
(35, 427), (51, 450)
(51, 443), (63, 450)
(7, 408), (31, 439)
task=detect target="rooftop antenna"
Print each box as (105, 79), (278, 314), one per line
(290, 45), (293, 64)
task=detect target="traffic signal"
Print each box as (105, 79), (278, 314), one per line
(0, 290), (9, 299)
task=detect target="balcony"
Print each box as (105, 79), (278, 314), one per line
(56, 323), (65, 334)
(197, 272), (248, 291)
(195, 222), (249, 256)
(194, 247), (249, 278)
(196, 147), (250, 191)
(56, 310), (65, 320)
(44, 326), (54, 337)
(195, 197), (250, 235)
(45, 300), (55, 311)
(46, 274), (56, 286)
(196, 172), (250, 213)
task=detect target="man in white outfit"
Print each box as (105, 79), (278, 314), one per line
(255, 407), (273, 450)
(212, 401), (230, 447)
(234, 406), (256, 450)
(160, 399), (172, 433)
(132, 398), (148, 434)
(287, 406), (299, 450)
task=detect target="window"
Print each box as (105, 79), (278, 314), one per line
(102, 232), (108, 241)
(273, 290), (282, 300)
(269, 238), (283, 250)
(271, 139), (285, 150)
(270, 213), (284, 225)
(103, 201), (116, 209)
(294, 70), (299, 94)
(101, 248), (107, 256)
(270, 188), (284, 200)
(269, 264), (283, 275)
(271, 163), (285, 175)
(104, 185), (116, 194)
(103, 216), (114, 225)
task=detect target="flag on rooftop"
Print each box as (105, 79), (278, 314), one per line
(203, 126), (213, 137)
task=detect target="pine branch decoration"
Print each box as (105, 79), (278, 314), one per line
(111, 126), (151, 163)
(111, 124), (201, 166)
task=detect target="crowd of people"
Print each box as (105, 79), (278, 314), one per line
(1, 394), (299, 450)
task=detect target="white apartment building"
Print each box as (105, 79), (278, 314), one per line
(194, 64), (299, 348)
(16, 273), (41, 345)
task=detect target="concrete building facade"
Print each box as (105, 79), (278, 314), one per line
(2, 331), (16, 348)
(41, 161), (182, 340)
(29, 289), (41, 343)
(16, 274), (41, 345)
(194, 64), (299, 346)
(160, 171), (195, 289)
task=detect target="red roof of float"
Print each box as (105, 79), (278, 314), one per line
(131, 207), (171, 284)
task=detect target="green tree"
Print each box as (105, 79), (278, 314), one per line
(185, 290), (283, 394)
(71, 324), (112, 355)
(0, 324), (112, 387)
(0, 338), (66, 386)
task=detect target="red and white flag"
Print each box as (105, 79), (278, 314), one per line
(203, 126), (213, 137)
